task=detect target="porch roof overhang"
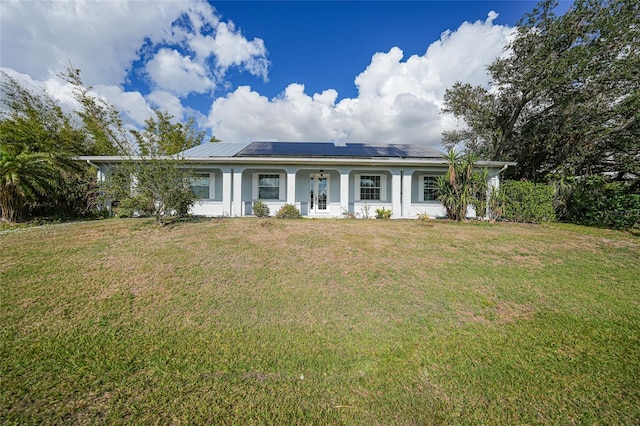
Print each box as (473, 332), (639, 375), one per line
(76, 155), (516, 169)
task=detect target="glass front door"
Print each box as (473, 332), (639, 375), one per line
(310, 175), (328, 214)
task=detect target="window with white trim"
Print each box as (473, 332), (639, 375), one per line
(422, 176), (438, 201)
(355, 174), (386, 201)
(360, 175), (380, 200)
(258, 174), (280, 199)
(253, 173), (285, 200)
(190, 173), (211, 199)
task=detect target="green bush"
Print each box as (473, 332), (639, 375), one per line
(252, 201), (270, 217)
(563, 176), (640, 230)
(499, 180), (556, 223)
(375, 207), (392, 219)
(275, 204), (302, 219)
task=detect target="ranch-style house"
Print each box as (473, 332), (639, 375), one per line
(79, 141), (515, 219)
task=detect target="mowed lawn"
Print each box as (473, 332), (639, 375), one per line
(1, 218), (639, 424)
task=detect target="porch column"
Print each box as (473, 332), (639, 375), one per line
(232, 168), (243, 216)
(391, 169), (402, 218)
(486, 173), (500, 220)
(402, 171), (412, 218)
(339, 169), (350, 213)
(222, 168), (232, 216)
(285, 168), (296, 208)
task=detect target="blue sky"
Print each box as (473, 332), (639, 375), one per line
(1, 1), (571, 148)
(207, 1), (543, 99)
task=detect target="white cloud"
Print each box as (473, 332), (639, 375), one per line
(146, 48), (215, 96)
(146, 91), (187, 121)
(208, 22), (269, 80)
(0, 0), (184, 85)
(1, 0), (271, 134)
(208, 12), (514, 148)
(0, 0), (269, 93)
(209, 85), (344, 142)
(91, 85), (153, 127)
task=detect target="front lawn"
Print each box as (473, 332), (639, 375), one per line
(1, 218), (638, 424)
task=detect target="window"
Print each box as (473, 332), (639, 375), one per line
(190, 173), (210, 199)
(258, 174), (280, 200)
(355, 174), (387, 201)
(423, 176), (438, 201)
(360, 175), (381, 200)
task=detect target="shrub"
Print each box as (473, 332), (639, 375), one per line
(416, 212), (431, 221)
(375, 207), (392, 219)
(499, 180), (556, 223)
(275, 203), (302, 219)
(252, 201), (270, 217)
(562, 176), (640, 230)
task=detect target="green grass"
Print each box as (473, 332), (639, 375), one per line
(1, 218), (639, 424)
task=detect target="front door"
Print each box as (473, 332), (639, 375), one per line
(310, 175), (328, 215)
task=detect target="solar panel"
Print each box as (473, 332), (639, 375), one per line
(236, 142), (442, 158)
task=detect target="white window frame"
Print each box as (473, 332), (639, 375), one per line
(354, 173), (387, 201)
(191, 172), (214, 200)
(252, 172), (285, 200)
(419, 175), (439, 202)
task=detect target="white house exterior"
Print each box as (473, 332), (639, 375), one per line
(80, 141), (515, 219)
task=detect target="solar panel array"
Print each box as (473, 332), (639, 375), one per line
(236, 142), (443, 159)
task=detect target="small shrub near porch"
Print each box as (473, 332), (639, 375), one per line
(375, 207), (392, 219)
(275, 203), (302, 219)
(252, 201), (270, 217)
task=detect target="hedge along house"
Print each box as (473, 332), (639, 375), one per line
(80, 141), (515, 219)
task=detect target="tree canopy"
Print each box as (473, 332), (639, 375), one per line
(132, 110), (205, 156)
(442, 0), (639, 182)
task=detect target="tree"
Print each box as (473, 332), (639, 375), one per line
(102, 110), (203, 225)
(60, 67), (132, 156)
(436, 150), (490, 221)
(442, 0), (639, 182)
(131, 109), (205, 156)
(102, 159), (198, 226)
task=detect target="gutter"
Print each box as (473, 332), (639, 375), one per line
(76, 155), (516, 169)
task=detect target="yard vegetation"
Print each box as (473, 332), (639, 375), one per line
(1, 218), (639, 424)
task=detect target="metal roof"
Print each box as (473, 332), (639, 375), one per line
(178, 142), (252, 158)
(235, 142), (443, 159)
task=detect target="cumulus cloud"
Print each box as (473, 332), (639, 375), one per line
(0, 0), (269, 95)
(146, 91), (187, 120)
(208, 22), (269, 80)
(0, 0), (183, 85)
(208, 12), (514, 147)
(146, 48), (215, 96)
(91, 85), (153, 127)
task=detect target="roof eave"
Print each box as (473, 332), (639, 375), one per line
(76, 156), (516, 168)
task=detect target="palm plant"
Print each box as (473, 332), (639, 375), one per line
(436, 175), (457, 220)
(436, 149), (490, 221)
(471, 167), (490, 218)
(0, 146), (59, 222)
